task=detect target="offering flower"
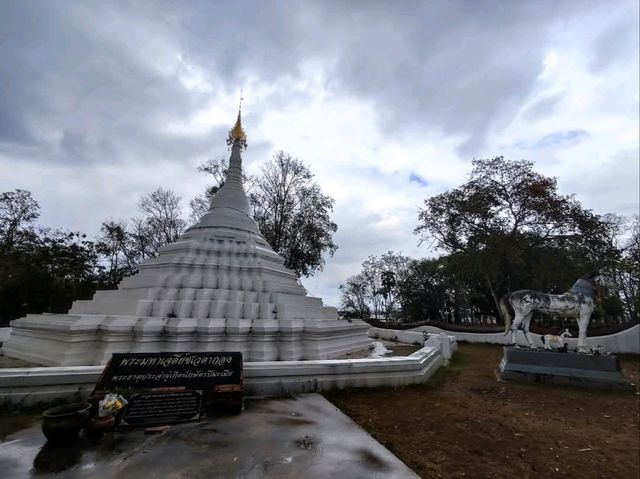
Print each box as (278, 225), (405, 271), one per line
(98, 393), (128, 417)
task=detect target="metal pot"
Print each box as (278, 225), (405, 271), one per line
(41, 403), (91, 443)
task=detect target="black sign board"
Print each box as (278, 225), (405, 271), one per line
(94, 352), (242, 392)
(92, 352), (244, 425)
(122, 390), (202, 426)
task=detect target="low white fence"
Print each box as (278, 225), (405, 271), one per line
(407, 324), (640, 355)
(368, 328), (425, 346)
(368, 328), (457, 362)
(0, 344), (447, 406)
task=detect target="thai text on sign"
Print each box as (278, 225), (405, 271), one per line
(95, 352), (243, 391)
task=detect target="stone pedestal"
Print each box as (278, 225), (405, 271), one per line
(497, 347), (634, 390)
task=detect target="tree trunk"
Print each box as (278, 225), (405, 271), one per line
(485, 274), (502, 324)
(617, 270), (637, 323)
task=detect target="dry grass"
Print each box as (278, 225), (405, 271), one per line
(325, 343), (640, 479)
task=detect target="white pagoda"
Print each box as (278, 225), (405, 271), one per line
(3, 108), (372, 366)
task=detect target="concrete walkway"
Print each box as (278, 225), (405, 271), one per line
(0, 394), (419, 478)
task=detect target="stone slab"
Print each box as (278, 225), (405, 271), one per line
(0, 394), (419, 479)
(497, 346), (634, 390)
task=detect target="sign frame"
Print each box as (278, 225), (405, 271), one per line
(91, 351), (244, 425)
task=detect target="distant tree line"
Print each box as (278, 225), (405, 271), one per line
(3, 155), (637, 330)
(0, 189), (99, 324)
(340, 158), (639, 330)
(0, 151), (338, 326)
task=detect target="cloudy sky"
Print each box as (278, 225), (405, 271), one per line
(1, 0), (638, 306)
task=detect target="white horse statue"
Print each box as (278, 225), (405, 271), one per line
(500, 270), (614, 352)
(541, 329), (571, 351)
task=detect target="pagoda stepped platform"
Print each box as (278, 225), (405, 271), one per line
(4, 234), (373, 366)
(3, 313), (371, 366)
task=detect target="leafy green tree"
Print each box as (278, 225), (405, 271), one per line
(399, 257), (463, 324)
(0, 189), (39, 254)
(396, 258), (448, 322)
(0, 219), (100, 325)
(414, 157), (614, 321)
(31, 229), (100, 313)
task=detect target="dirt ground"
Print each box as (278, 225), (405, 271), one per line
(324, 343), (640, 479)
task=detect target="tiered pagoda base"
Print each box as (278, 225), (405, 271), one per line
(4, 313), (371, 366)
(2, 107), (373, 367)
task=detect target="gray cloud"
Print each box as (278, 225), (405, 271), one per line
(0, 1), (214, 168)
(588, 3), (640, 73)
(0, 0), (612, 167)
(0, 0), (636, 306)
(409, 172), (428, 187)
(303, 1), (602, 156)
(532, 130), (590, 150)
(522, 94), (563, 121)
(560, 148), (639, 216)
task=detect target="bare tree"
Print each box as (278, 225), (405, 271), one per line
(617, 215), (640, 322)
(131, 188), (186, 259)
(339, 273), (371, 319)
(342, 252), (412, 321)
(189, 157), (256, 225)
(192, 151), (338, 277)
(188, 194), (211, 226)
(197, 157), (230, 193)
(95, 219), (139, 287)
(250, 151), (337, 277)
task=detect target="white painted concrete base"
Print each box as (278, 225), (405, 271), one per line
(0, 339), (451, 406)
(2, 316), (373, 366)
(247, 345), (444, 396)
(368, 327), (458, 362)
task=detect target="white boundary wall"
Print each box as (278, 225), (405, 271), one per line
(407, 324), (640, 354)
(368, 328), (426, 346)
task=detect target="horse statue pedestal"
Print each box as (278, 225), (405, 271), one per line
(497, 347), (634, 390)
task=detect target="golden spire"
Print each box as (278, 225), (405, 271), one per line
(227, 90), (247, 148)
(229, 110), (246, 141)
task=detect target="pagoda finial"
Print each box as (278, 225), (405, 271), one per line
(227, 90), (247, 149)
